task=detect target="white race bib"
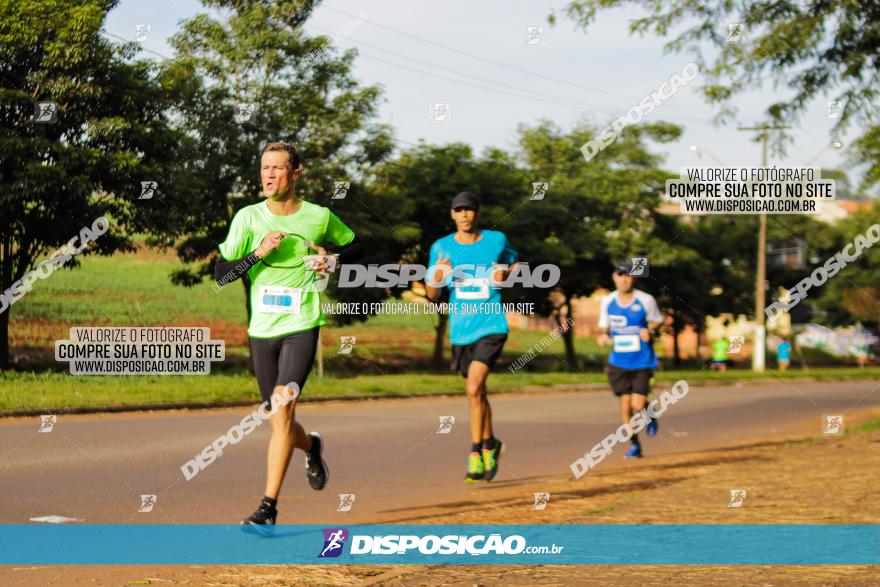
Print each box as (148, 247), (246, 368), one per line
(613, 334), (641, 353)
(257, 286), (302, 314)
(454, 278), (490, 300)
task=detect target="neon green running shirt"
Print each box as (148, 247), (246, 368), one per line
(218, 199), (354, 338)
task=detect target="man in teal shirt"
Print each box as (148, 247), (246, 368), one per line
(426, 192), (517, 483)
(777, 339), (792, 372)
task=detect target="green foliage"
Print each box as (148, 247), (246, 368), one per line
(557, 0), (880, 137)
(512, 120), (699, 306)
(159, 0), (395, 288)
(813, 202), (880, 327)
(0, 0), (187, 366)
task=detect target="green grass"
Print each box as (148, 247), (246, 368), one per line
(2, 367), (879, 412)
(5, 248), (879, 411)
(14, 251), (248, 325)
(845, 417), (880, 436)
(9, 248), (612, 371)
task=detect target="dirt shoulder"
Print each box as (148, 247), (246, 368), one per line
(3, 408), (879, 586)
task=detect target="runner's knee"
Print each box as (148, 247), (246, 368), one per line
(465, 382), (484, 401)
(269, 386), (297, 421)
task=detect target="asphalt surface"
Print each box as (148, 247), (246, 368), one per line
(0, 379), (877, 524)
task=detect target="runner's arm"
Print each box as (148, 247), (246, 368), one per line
(214, 233), (281, 283)
(214, 251), (261, 284)
(597, 295), (611, 346)
(321, 236), (361, 265)
(425, 243), (451, 302)
(643, 293), (665, 335)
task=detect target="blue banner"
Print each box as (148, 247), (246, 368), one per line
(0, 524), (876, 565)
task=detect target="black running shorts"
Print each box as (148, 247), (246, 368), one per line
(607, 365), (653, 396)
(451, 333), (508, 378)
(250, 327), (319, 405)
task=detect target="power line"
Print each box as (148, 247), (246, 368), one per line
(104, 31), (173, 61)
(356, 52), (590, 112)
(309, 24), (598, 111)
(311, 25), (718, 125)
(322, 3), (720, 119)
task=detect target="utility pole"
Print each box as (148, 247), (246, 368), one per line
(736, 123), (790, 372)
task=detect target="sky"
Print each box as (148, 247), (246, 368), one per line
(104, 0), (863, 186)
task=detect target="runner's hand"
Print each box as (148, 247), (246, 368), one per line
(306, 244), (336, 272)
(432, 253), (453, 285)
(597, 333), (610, 347)
(490, 262), (514, 287)
(256, 232), (287, 258)
(639, 327), (651, 342)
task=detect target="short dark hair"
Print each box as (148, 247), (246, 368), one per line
(261, 142), (301, 169)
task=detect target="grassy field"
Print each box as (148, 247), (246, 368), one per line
(3, 247), (876, 411)
(2, 367), (879, 412)
(7, 247), (609, 370)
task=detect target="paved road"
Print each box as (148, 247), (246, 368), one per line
(0, 380), (876, 524)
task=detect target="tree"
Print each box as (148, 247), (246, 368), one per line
(554, 0), (880, 138)
(0, 0), (186, 368)
(370, 143), (527, 369)
(814, 203), (880, 329)
(512, 120), (698, 369)
(159, 0), (395, 325)
(852, 127), (880, 195)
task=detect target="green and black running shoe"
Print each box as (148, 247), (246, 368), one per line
(465, 451), (484, 483)
(482, 438), (503, 482)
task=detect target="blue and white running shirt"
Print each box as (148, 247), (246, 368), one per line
(598, 289), (663, 370)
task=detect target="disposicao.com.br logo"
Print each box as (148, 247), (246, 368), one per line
(318, 528), (563, 557)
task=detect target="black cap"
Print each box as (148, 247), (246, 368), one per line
(613, 261), (631, 274)
(450, 191), (480, 210)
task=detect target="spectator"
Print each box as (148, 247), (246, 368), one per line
(710, 339), (729, 372)
(777, 339), (792, 372)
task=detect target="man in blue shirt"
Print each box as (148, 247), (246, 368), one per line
(777, 339), (792, 372)
(598, 261), (664, 458)
(426, 192), (517, 482)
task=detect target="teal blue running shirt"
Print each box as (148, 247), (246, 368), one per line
(429, 230), (517, 346)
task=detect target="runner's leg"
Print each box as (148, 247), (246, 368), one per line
(618, 393), (633, 429)
(630, 392), (648, 446)
(481, 388), (493, 441)
(264, 327), (319, 498)
(265, 391), (305, 498)
(466, 360), (491, 444)
(464, 360), (492, 481)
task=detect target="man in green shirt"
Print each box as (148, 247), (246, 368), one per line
(214, 142), (356, 533)
(710, 338), (729, 372)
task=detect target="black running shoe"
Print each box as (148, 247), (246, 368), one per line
(240, 504), (277, 536)
(305, 432), (329, 490)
